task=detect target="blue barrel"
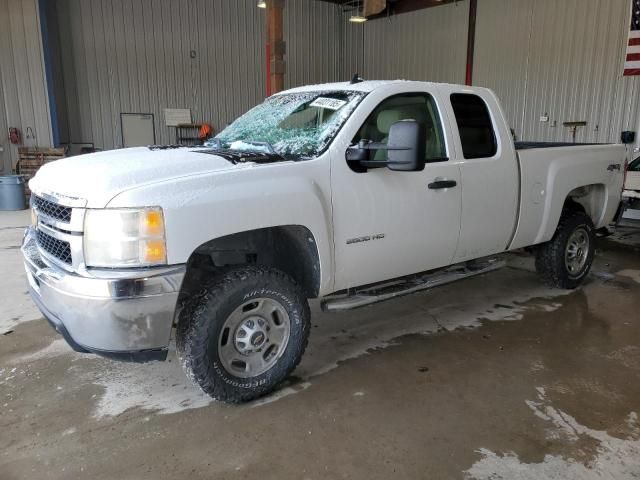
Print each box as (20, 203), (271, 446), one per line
(0, 175), (27, 210)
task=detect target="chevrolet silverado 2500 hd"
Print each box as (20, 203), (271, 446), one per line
(23, 80), (627, 403)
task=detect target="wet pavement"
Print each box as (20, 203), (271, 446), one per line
(1, 210), (640, 479)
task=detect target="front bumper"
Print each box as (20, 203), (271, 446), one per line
(21, 227), (185, 362)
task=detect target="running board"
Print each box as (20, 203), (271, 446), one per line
(321, 257), (506, 312)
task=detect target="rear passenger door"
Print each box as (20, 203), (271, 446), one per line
(443, 90), (520, 261)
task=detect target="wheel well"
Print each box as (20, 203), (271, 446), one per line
(563, 184), (606, 224)
(178, 226), (321, 309)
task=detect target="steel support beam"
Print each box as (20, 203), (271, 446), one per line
(266, 0), (286, 95)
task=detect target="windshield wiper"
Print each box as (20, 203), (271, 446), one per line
(242, 140), (279, 155)
(210, 138), (281, 156)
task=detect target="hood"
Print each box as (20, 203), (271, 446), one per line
(29, 147), (244, 208)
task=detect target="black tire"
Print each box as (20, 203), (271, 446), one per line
(535, 211), (595, 289)
(176, 266), (310, 403)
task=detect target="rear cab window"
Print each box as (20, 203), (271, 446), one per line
(450, 93), (497, 159)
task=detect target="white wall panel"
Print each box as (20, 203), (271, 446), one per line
(475, 0), (640, 144)
(0, 0), (52, 172)
(342, 2), (469, 84)
(284, 0), (346, 88)
(57, 0), (268, 149)
(0, 62), (8, 174)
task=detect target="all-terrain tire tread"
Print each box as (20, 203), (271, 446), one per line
(534, 211), (595, 290)
(176, 266), (310, 404)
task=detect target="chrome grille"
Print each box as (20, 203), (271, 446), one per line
(33, 195), (72, 223)
(36, 229), (72, 265)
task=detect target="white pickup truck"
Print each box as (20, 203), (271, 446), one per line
(23, 80), (627, 403)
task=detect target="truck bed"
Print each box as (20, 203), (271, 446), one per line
(508, 143), (626, 250)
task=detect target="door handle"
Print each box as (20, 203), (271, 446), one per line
(428, 179), (457, 190)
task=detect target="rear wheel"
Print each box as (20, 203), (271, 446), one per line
(535, 211), (595, 289)
(176, 266), (310, 403)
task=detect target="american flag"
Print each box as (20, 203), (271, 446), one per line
(624, 0), (640, 75)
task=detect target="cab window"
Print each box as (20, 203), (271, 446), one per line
(352, 93), (446, 162)
(450, 93), (497, 159)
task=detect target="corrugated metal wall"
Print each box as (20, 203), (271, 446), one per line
(0, 61), (7, 174)
(56, 0), (267, 149)
(474, 0), (640, 144)
(341, 1), (469, 84)
(55, 0), (348, 150)
(284, 0), (346, 88)
(0, 0), (53, 173)
(39, 0), (640, 151)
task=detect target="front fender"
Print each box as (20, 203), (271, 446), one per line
(107, 159), (335, 295)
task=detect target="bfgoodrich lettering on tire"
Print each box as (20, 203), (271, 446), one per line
(176, 266), (310, 403)
(535, 211), (595, 290)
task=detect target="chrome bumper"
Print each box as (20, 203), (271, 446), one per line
(21, 227), (185, 361)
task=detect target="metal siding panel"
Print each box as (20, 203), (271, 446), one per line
(342, 2), (469, 84)
(0, 0), (53, 167)
(9, 0), (37, 146)
(96, 0), (115, 150)
(0, 0), (20, 169)
(474, 0), (531, 136)
(24, 0), (52, 146)
(475, 0), (640, 144)
(284, 0), (345, 88)
(0, 73), (8, 173)
(0, 5), (9, 173)
(55, 0), (267, 149)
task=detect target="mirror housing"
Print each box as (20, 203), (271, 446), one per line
(345, 119), (426, 172)
(386, 120), (426, 172)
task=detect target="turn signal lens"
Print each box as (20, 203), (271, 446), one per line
(143, 240), (167, 264)
(143, 210), (164, 236)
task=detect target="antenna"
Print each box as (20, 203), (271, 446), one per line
(350, 73), (364, 84)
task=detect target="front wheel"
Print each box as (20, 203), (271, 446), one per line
(535, 211), (595, 289)
(176, 266), (310, 403)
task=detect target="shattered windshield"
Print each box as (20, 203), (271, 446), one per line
(210, 91), (366, 158)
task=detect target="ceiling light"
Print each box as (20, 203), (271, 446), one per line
(349, 0), (367, 23)
(257, 1), (266, 8)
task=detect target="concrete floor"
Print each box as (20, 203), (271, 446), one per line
(1, 209), (640, 480)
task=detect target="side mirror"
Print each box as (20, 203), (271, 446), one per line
(345, 119), (427, 172)
(387, 120), (426, 172)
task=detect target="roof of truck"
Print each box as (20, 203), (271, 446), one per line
(279, 80), (413, 94)
(279, 79), (481, 96)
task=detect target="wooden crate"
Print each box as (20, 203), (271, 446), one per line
(15, 147), (66, 198)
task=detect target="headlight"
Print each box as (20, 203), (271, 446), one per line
(84, 207), (167, 268)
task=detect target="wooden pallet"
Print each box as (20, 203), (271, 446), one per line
(15, 147), (66, 198)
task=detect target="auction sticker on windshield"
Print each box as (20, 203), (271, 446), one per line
(310, 97), (348, 110)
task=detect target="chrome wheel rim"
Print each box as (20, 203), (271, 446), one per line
(218, 297), (291, 378)
(565, 227), (590, 276)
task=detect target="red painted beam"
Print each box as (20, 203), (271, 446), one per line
(266, 0), (285, 95)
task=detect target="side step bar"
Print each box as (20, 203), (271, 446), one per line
(321, 257), (506, 312)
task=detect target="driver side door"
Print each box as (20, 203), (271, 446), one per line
(331, 90), (462, 291)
